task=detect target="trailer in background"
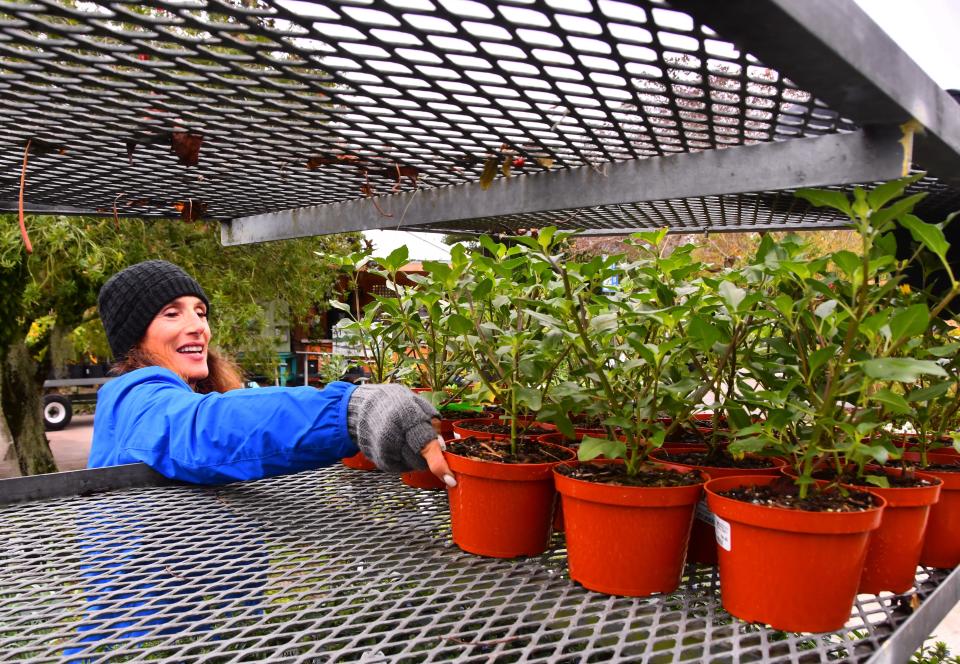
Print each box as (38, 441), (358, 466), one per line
(41, 378), (111, 431)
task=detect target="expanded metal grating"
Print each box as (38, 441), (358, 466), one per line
(410, 178), (960, 236)
(1, 464), (956, 663)
(0, 0), (871, 228)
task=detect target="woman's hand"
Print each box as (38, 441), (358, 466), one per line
(420, 434), (456, 487)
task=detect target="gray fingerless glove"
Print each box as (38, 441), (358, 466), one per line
(347, 384), (440, 472)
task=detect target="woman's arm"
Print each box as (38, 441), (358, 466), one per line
(90, 367), (359, 483)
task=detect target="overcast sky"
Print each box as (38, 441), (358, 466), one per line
(366, 0), (960, 260)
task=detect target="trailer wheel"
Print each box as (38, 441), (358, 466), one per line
(43, 394), (72, 431)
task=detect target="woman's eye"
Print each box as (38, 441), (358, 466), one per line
(197, 310), (207, 318)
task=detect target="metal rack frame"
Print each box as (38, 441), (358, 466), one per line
(1, 1), (957, 243)
(1, 463), (957, 663)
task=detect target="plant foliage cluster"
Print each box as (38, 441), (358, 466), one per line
(328, 175), (959, 492)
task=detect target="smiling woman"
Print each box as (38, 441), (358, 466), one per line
(87, 260), (454, 486)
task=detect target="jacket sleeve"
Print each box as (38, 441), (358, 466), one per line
(93, 369), (359, 484)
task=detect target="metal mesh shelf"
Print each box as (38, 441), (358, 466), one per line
(3, 0), (956, 238)
(1, 464), (956, 663)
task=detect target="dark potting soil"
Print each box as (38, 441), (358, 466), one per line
(555, 462), (702, 488)
(924, 462), (960, 472)
(657, 450), (776, 469)
(460, 421), (555, 436)
(719, 476), (877, 512)
(811, 468), (938, 488)
(446, 437), (572, 464)
(885, 459), (960, 473)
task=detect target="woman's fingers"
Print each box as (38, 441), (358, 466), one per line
(420, 439), (456, 487)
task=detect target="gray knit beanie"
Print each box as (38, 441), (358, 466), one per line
(98, 260), (209, 360)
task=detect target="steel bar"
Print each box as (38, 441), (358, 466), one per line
(0, 463), (174, 505)
(223, 128), (905, 244)
(676, 0), (960, 189)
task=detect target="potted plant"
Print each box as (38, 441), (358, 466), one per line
(526, 228), (706, 596)
(440, 235), (575, 558)
(327, 250), (406, 470)
(369, 245), (480, 489)
(705, 176), (951, 632)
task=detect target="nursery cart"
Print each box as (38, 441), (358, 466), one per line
(0, 464), (957, 662)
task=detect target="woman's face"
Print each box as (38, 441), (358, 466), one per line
(141, 295), (211, 386)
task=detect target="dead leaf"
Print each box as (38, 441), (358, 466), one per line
(479, 157), (498, 190)
(171, 132), (203, 167)
(909, 593), (921, 611)
(536, 156), (554, 169)
(173, 199), (207, 222)
(501, 159), (511, 177)
(306, 156), (335, 170)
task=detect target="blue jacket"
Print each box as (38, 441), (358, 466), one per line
(88, 367), (359, 483)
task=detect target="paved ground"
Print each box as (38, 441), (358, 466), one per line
(1, 416), (958, 652)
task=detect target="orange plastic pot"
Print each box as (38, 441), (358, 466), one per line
(848, 467), (942, 593)
(916, 453), (960, 568)
(342, 451), (377, 471)
(649, 448), (787, 565)
(705, 475), (884, 633)
(554, 460), (704, 596)
(401, 469), (446, 490)
(444, 442), (575, 557)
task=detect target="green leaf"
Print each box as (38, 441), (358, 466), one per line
(926, 343), (960, 357)
(808, 345), (838, 377)
(864, 474), (891, 489)
(871, 193), (928, 230)
(889, 303), (930, 343)
(831, 250), (860, 277)
(382, 245), (410, 271)
(719, 280), (746, 312)
(867, 177), (912, 210)
(447, 313), (474, 335)
(795, 188), (851, 216)
(686, 315), (724, 351)
(869, 389), (912, 415)
(861, 358), (947, 382)
(906, 381), (953, 402)
(898, 214), (950, 262)
(328, 299), (352, 313)
(578, 436), (626, 461)
(538, 226), (557, 252)
(814, 299), (838, 319)
(514, 386), (542, 411)
(772, 294), (794, 320)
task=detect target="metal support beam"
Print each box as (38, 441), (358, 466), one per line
(866, 566), (960, 664)
(0, 463), (177, 505)
(674, 0), (960, 188)
(224, 128), (904, 245)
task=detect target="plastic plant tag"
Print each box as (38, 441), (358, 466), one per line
(715, 515), (732, 551)
(695, 499), (715, 526)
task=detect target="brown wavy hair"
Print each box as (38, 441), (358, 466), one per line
(110, 346), (245, 394)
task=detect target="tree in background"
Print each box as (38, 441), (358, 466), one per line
(0, 214), (359, 475)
